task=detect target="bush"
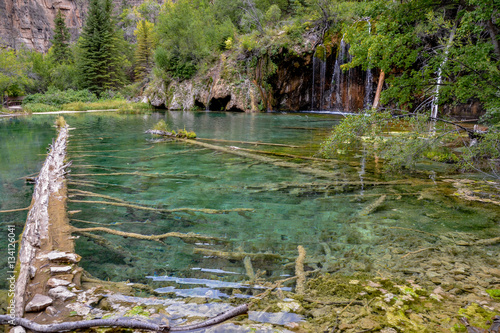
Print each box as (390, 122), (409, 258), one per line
(23, 103), (60, 113)
(23, 88), (98, 107)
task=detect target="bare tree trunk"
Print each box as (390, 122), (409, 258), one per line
(487, 19), (500, 59)
(372, 70), (385, 109)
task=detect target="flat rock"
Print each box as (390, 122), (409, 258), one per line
(50, 265), (73, 274)
(47, 277), (71, 288)
(48, 286), (76, 301)
(47, 251), (81, 263)
(25, 294), (53, 312)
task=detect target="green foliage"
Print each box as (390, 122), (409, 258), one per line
(459, 130), (500, 176)
(0, 48), (32, 105)
(265, 5), (282, 26)
(486, 289), (500, 300)
(134, 20), (156, 81)
(343, 0), (500, 116)
(321, 110), (500, 177)
(51, 9), (71, 63)
(155, 0), (235, 79)
(23, 103), (60, 113)
(153, 119), (169, 132)
(319, 111), (391, 156)
(77, 0), (127, 95)
(23, 88), (98, 106)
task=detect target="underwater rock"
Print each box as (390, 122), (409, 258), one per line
(25, 294), (53, 312)
(47, 286), (76, 301)
(67, 302), (91, 316)
(45, 306), (58, 316)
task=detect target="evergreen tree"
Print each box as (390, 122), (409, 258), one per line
(51, 9), (71, 63)
(134, 20), (155, 81)
(77, 0), (126, 95)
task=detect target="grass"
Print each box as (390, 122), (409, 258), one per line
(23, 100), (153, 113)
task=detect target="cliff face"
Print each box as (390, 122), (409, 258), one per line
(0, 0), (87, 52)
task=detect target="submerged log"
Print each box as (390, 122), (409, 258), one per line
(71, 226), (222, 243)
(147, 130), (346, 179)
(193, 248), (281, 260)
(68, 199), (253, 214)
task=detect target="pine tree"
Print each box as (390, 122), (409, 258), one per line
(134, 20), (155, 81)
(77, 0), (126, 95)
(51, 10), (71, 63)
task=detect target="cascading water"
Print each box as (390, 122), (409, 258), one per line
(311, 54), (316, 110)
(319, 55), (326, 110)
(311, 45), (327, 110)
(331, 36), (346, 110)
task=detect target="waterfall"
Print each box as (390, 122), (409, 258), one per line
(311, 45), (327, 110)
(319, 54), (326, 110)
(331, 36), (346, 110)
(206, 81), (214, 111)
(311, 53), (316, 110)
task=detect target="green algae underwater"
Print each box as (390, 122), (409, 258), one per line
(1, 111), (499, 332)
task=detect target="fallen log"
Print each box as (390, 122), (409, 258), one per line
(14, 119), (73, 317)
(71, 226), (222, 243)
(147, 131), (345, 179)
(193, 248), (281, 260)
(0, 303), (248, 332)
(197, 137), (302, 148)
(68, 199), (253, 214)
(0, 207), (30, 213)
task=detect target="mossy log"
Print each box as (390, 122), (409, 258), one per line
(68, 199), (253, 214)
(71, 171), (215, 180)
(197, 137), (302, 148)
(229, 146), (330, 162)
(357, 195), (387, 217)
(295, 245), (306, 295)
(193, 248), (281, 260)
(148, 132), (343, 179)
(71, 226), (222, 243)
(0, 207), (30, 213)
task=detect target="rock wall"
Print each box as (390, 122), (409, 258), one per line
(0, 0), (87, 52)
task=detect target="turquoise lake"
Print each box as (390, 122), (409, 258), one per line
(1, 111), (499, 298)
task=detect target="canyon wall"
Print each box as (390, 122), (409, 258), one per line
(0, 0), (87, 52)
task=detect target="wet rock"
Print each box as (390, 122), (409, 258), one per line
(45, 306), (58, 316)
(25, 294), (53, 312)
(48, 286), (76, 301)
(359, 317), (380, 330)
(67, 302), (91, 316)
(47, 251), (81, 263)
(284, 322), (300, 330)
(380, 328), (397, 333)
(454, 274), (466, 281)
(47, 277), (71, 288)
(50, 265), (73, 274)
